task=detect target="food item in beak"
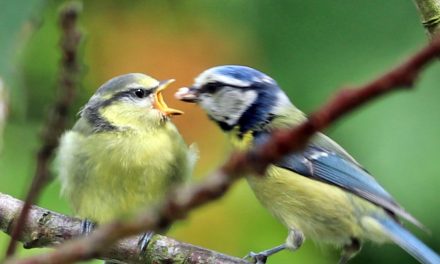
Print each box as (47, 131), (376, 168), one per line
(175, 87), (199, 103)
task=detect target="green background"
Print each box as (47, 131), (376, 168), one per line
(1, 1), (439, 263)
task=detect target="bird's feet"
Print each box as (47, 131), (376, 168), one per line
(244, 244), (286, 264)
(244, 251), (268, 264)
(80, 218), (96, 236)
(339, 238), (361, 264)
(243, 229), (303, 263)
(137, 231), (155, 255)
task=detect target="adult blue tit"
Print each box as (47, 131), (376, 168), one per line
(56, 73), (197, 261)
(176, 65), (440, 264)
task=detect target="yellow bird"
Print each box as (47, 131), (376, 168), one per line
(56, 73), (196, 261)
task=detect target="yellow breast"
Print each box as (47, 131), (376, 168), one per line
(58, 122), (189, 223)
(246, 167), (362, 244)
(229, 129), (381, 245)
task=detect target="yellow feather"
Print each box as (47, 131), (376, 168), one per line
(60, 122), (190, 222)
(228, 126), (254, 151)
(56, 73), (195, 225)
(58, 117), (191, 223)
(228, 130), (389, 246)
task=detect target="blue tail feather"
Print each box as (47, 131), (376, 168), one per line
(378, 218), (440, 264)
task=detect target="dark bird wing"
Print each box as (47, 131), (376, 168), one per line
(254, 132), (424, 229)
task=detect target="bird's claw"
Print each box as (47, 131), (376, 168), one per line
(244, 251), (268, 264)
(243, 244), (286, 263)
(80, 219), (95, 236)
(138, 231), (155, 254)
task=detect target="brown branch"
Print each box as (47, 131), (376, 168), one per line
(414, 0), (440, 37)
(5, 34), (440, 264)
(0, 192), (248, 264)
(5, 1), (82, 257)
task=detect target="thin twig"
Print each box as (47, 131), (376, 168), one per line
(5, 35), (440, 264)
(5, 1), (82, 258)
(0, 192), (248, 264)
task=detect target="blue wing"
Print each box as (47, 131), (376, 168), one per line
(254, 132), (423, 229)
(376, 216), (440, 264)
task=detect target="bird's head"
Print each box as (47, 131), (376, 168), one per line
(176, 65), (292, 133)
(83, 73), (183, 131)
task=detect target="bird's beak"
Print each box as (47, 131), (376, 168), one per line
(153, 79), (184, 116)
(174, 86), (200, 103)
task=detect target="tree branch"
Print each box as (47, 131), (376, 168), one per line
(4, 34), (440, 264)
(414, 0), (440, 37)
(5, 1), (83, 257)
(0, 192), (248, 264)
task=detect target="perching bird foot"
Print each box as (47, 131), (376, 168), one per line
(138, 231), (155, 254)
(244, 251), (268, 264)
(339, 238), (361, 264)
(80, 218), (96, 235)
(244, 244), (286, 264)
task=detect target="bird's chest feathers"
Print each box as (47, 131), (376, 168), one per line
(65, 124), (187, 222)
(228, 127), (255, 151)
(86, 125), (183, 185)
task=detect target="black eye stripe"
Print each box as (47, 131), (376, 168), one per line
(100, 88), (152, 108)
(133, 88), (150, 98)
(199, 82), (222, 94)
(106, 88), (151, 102)
(123, 88), (152, 99)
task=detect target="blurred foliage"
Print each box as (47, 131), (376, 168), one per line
(0, 0), (47, 119)
(0, 1), (439, 263)
(0, 79), (6, 150)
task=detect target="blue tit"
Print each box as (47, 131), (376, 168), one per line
(56, 73), (197, 260)
(176, 65), (440, 264)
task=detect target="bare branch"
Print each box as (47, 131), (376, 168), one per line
(5, 34), (440, 264)
(414, 0), (440, 37)
(0, 192), (248, 264)
(5, 1), (82, 257)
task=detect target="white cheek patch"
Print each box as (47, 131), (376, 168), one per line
(200, 87), (258, 126)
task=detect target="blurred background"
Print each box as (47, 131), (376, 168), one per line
(1, 1), (439, 263)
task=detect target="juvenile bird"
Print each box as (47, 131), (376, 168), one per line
(56, 73), (196, 261)
(176, 65), (440, 264)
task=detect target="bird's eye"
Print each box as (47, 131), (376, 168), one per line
(133, 89), (147, 98)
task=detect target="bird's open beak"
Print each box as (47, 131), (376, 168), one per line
(174, 86), (200, 103)
(153, 79), (184, 116)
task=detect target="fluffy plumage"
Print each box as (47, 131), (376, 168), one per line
(176, 65), (440, 263)
(57, 73), (196, 223)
